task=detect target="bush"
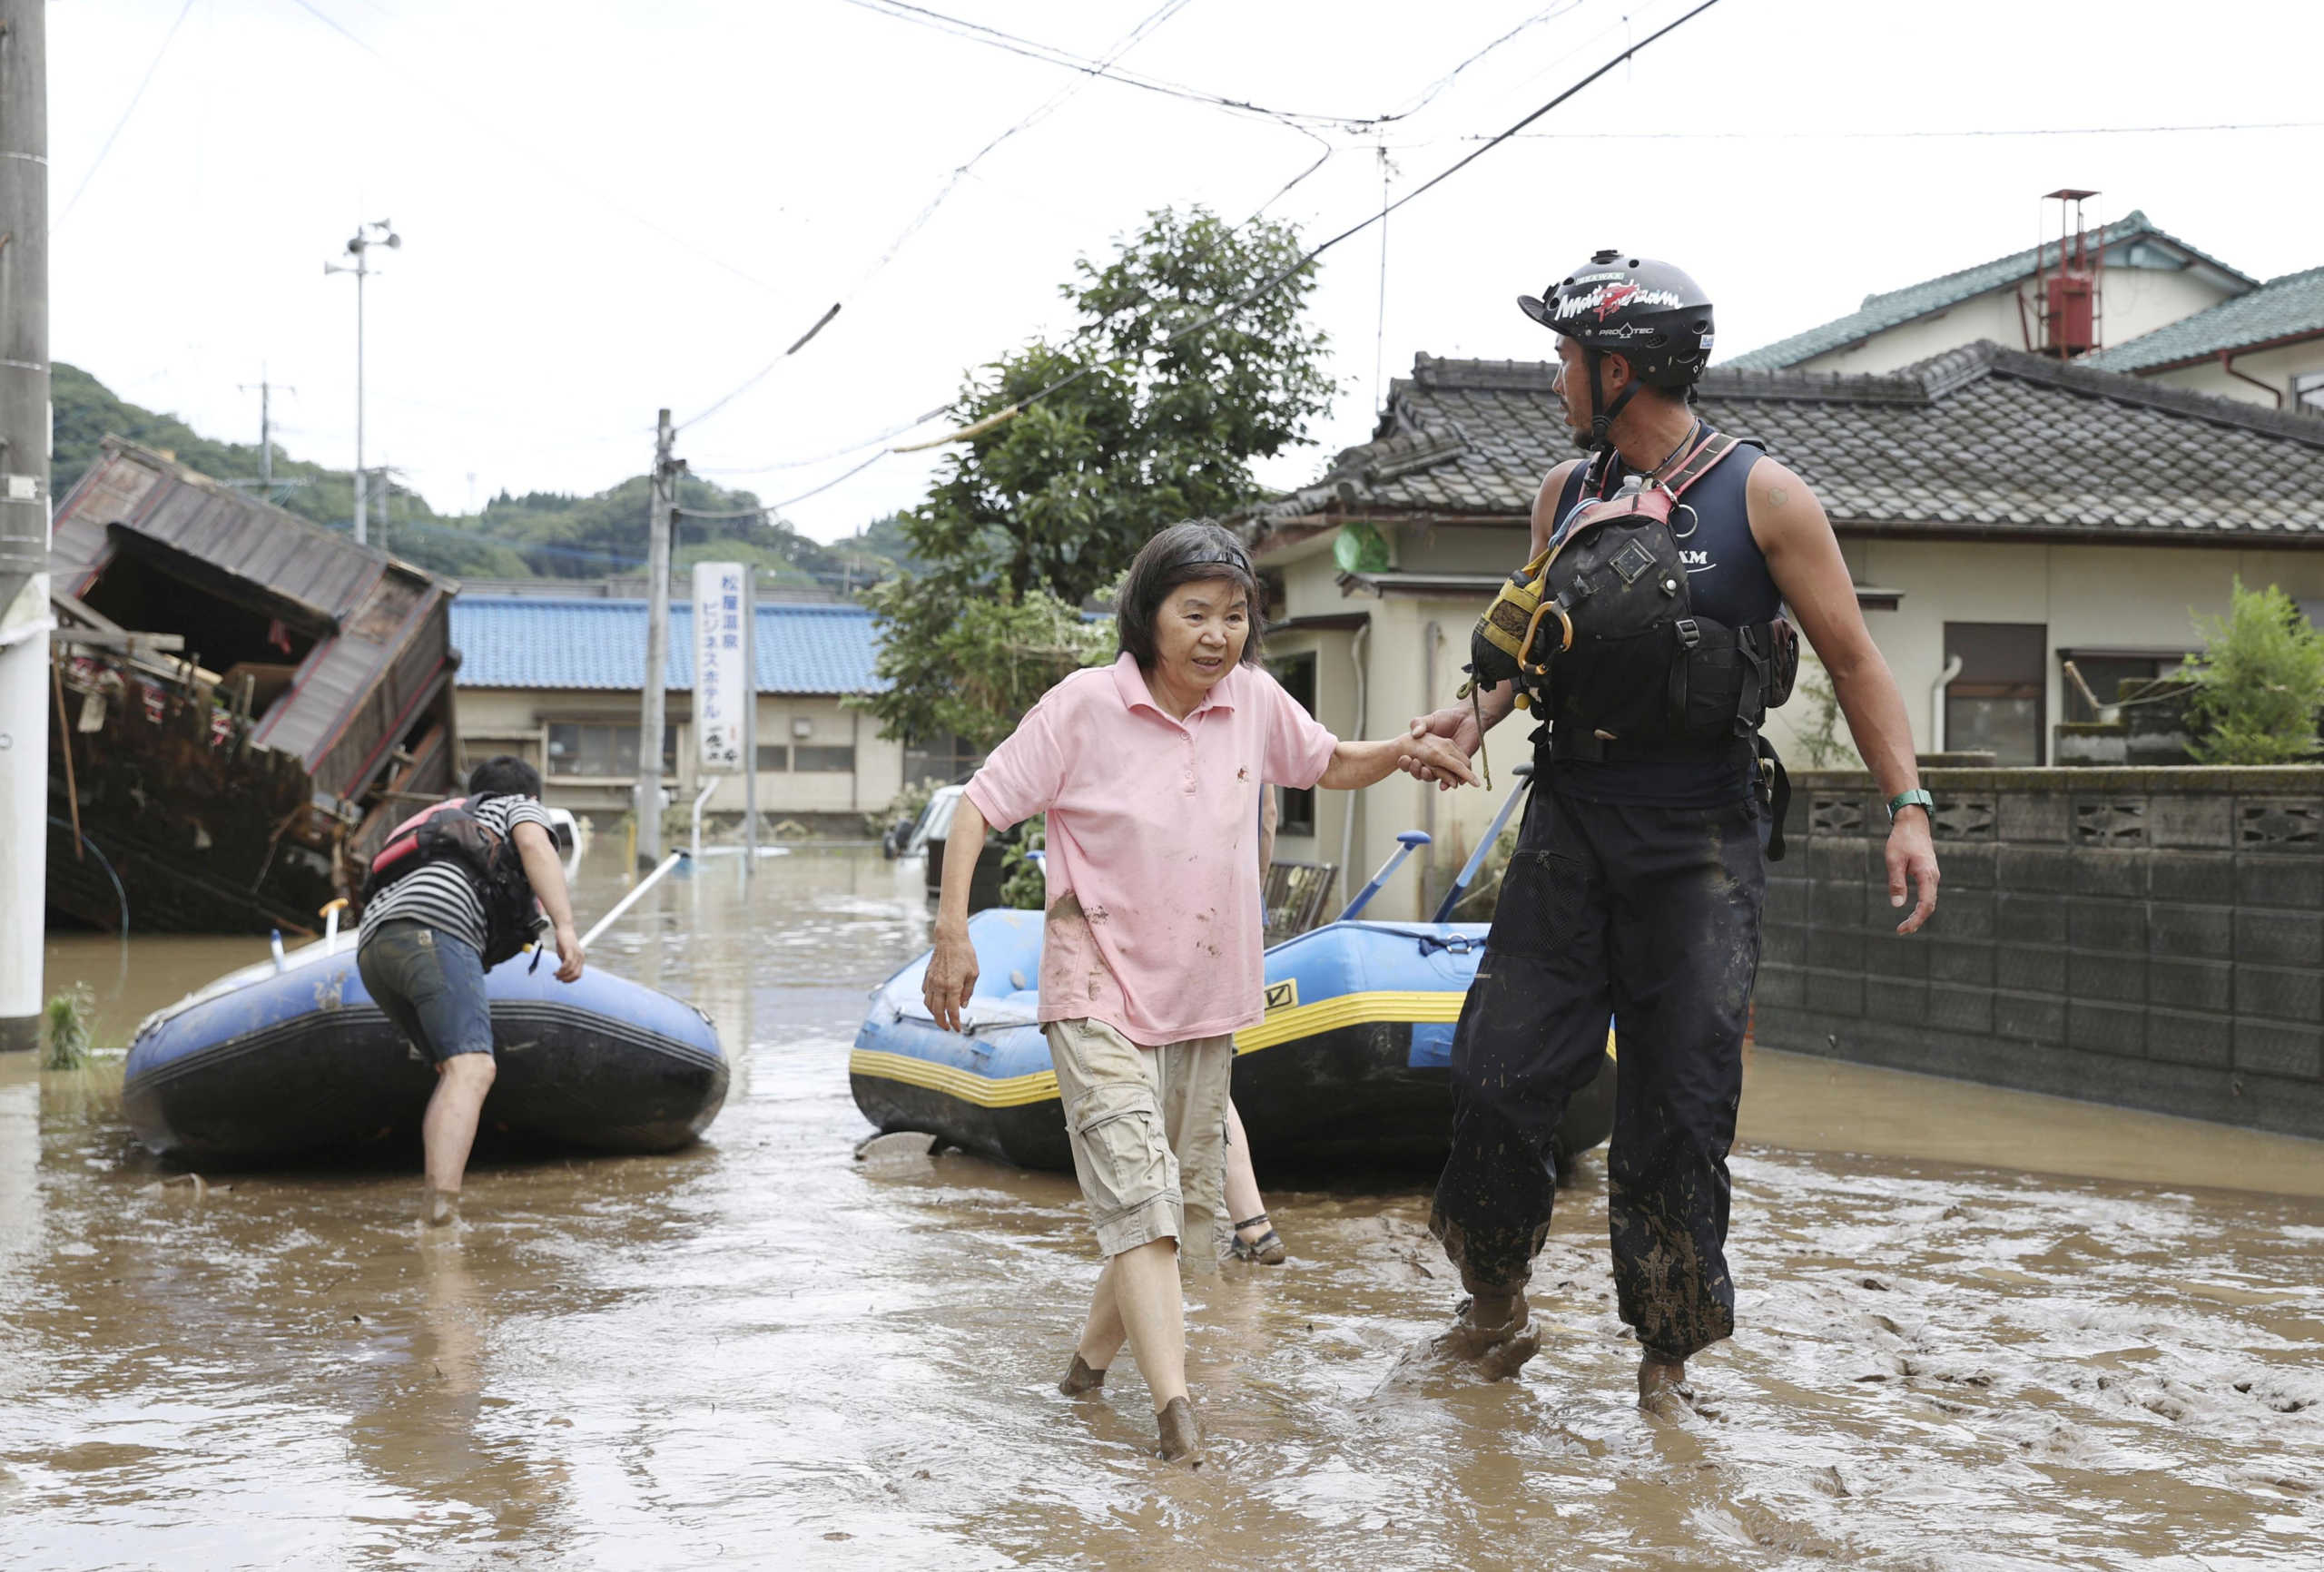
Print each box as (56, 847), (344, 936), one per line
(2184, 579), (2324, 765)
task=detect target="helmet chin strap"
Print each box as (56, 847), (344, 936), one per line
(1573, 345), (1642, 454)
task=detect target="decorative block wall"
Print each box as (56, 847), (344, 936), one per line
(1758, 768), (2324, 1139)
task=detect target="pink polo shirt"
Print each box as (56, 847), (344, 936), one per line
(965, 653), (1337, 1046)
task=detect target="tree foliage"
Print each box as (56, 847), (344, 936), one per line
(2184, 578), (2324, 764)
(862, 207), (1334, 746)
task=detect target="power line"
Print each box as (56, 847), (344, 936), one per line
(1418, 118), (2324, 147)
(58, 0), (201, 226)
(677, 0), (1195, 437)
(722, 0), (1727, 500)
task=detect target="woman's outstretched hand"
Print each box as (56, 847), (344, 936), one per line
(1400, 731), (1483, 789)
(923, 924), (980, 1033)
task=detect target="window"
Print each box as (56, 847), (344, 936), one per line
(1944, 624), (2045, 764)
(1270, 653), (1319, 835)
(755, 744), (788, 772)
(546, 722), (675, 777)
(2295, 370), (2324, 414)
(2060, 650), (2189, 723)
(793, 745), (857, 773)
(903, 732), (983, 786)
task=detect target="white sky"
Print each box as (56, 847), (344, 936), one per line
(44, 0), (2324, 543)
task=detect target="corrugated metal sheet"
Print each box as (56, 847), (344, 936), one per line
(449, 596), (888, 694)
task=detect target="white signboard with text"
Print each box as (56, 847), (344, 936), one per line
(693, 561), (748, 774)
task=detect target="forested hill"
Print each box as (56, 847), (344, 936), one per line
(50, 362), (906, 586)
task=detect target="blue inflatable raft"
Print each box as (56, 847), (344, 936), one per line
(850, 910), (1616, 1173)
(125, 938), (728, 1166)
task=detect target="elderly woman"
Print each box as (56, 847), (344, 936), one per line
(926, 522), (1477, 1465)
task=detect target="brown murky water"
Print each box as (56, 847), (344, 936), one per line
(5, 848), (2323, 1569)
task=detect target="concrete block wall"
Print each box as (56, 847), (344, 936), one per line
(1757, 767), (2324, 1139)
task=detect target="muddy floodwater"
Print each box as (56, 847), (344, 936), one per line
(5, 848), (2324, 1570)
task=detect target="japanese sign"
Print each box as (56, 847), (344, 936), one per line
(693, 561), (749, 774)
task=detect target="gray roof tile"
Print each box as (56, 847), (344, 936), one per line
(1250, 345), (2324, 542)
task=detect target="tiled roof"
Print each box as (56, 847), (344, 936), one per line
(2088, 265), (2324, 372)
(1724, 211), (2254, 370)
(1249, 345), (2324, 542)
(450, 596), (888, 693)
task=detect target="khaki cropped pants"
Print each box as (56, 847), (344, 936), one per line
(1044, 1017), (1233, 1262)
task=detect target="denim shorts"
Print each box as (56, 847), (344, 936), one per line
(357, 920), (495, 1063)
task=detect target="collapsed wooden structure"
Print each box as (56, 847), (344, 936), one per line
(46, 439), (460, 933)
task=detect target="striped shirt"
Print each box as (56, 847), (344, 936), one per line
(358, 794), (554, 956)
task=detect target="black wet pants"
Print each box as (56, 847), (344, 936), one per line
(1429, 783), (1766, 1363)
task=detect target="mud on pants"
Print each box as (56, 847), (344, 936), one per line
(1428, 780), (1766, 1364)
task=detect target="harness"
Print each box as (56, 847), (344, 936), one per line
(1462, 428), (1800, 854)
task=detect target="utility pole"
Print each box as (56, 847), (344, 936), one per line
(238, 372), (294, 486)
(326, 220), (398, 545)
(636, 408), (680, 870)
(0, 0), (51, 1049)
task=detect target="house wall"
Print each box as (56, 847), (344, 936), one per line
(1793, 266), (2236, 376)
(456, 686), (904, 825)
(1798, 540), (2324, 764)
(2139, 337), (2324, 411)
(1274, 520), (2324, 912)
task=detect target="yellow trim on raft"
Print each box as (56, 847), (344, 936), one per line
(852, 992), (1617, 1109)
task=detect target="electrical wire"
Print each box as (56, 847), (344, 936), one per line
(833, 0), (1594, 132)
(677, 0), (1194, 437)
(1420, 118), (2324, 147)
(722, 0), (1725, 504)
(57, 0), (202, 226)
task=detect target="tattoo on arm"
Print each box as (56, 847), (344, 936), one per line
(1768, 485), (1789, 508)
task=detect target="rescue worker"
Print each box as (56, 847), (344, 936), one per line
(356, 755), (584, 1225)
(1401, 254), (1940, 1410)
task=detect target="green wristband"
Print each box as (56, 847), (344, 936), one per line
(1887, 788), (1934, 821)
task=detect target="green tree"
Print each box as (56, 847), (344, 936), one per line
(2184, 578), (2324, 764)
(862, 207), (1334, 745)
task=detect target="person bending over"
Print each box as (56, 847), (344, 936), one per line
(357, 755), (584, 1225)
(925, 522), (1477, 1464)
(1403, 254), (1938, 1411)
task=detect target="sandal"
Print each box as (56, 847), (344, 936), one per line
(1229, 1212), (1287, 1265)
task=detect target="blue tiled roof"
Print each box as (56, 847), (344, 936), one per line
(2088, 264), (2324, 372)
(1725, 211), (2255, 370)
(450, 595), (889, 693)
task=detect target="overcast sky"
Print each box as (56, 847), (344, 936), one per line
(44, 0), (2324, 545)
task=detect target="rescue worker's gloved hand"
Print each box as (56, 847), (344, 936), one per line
(1886, 812), (1940, 936)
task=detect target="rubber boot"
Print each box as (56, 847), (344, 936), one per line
(1059, 1353), (1107, 1397)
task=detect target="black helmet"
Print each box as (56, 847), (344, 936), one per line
(1519, 251), (1716, 388)
(1519, 251), (1716, 452)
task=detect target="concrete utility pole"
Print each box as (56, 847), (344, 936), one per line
(325, 220), (398, 545)
(239, 373), (293, 486)
(636, 409), (679, 870)
(0, 0), (51, 1050)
